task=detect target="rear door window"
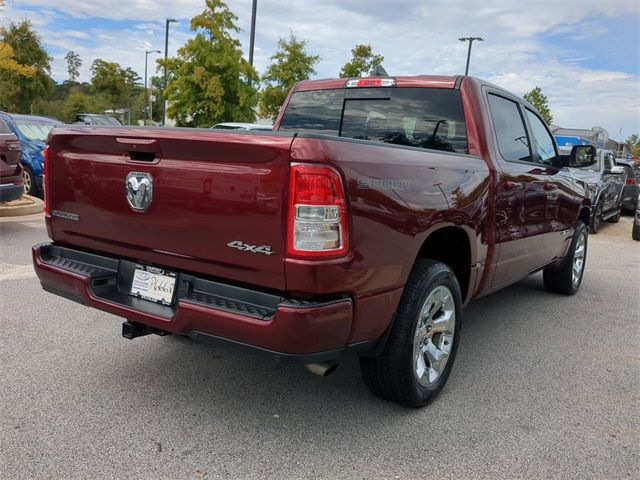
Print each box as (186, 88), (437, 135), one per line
(280, 87), (468, 154)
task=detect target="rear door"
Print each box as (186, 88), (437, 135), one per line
(602, 151), (624, 211)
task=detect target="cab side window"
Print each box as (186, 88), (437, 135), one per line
(603, 153), (613, 171)
(524, 109), (557, 166)
(0, 118), (11, 134)
(488, 94), (531, 163)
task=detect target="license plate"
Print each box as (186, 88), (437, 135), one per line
(130, 265), (177, 306)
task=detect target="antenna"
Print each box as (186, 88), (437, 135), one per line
(370, 65), (389, 77)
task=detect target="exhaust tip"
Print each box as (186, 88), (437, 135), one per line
(305, 362), (339, 377)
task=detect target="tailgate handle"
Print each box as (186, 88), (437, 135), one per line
(116, 138), (159, 161)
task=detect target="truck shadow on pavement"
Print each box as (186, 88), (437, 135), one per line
(92, 273), (564, 430)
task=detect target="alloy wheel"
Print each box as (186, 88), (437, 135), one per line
(413, 285), (456, 387)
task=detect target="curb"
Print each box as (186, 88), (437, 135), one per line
(0, 195), (44, 217)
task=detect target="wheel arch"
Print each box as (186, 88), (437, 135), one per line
(413, 224), (475, 303)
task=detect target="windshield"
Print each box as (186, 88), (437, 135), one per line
(15, 119), (58, 142)
(280, 87), (468, 154)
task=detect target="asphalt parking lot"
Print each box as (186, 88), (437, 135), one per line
(1, 215), (638, 479)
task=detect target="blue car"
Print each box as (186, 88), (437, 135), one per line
(0, 112), (61, 197)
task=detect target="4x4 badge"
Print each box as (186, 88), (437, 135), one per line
(227, 240), (274, 256)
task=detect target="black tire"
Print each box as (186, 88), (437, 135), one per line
(589, 201), (602, 234)
(633, 224), (640, 241)
(606, 208), (621, 223)
(359, 260), (462, 408)
(22, 165), (38, 197)
(543, 221), (588, 295)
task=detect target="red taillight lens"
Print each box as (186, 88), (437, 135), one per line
(626, 178), (637, 185)
(43, 146), (51, 215)
(287, 164), (349, 258)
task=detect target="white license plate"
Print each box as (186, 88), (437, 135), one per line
(130, 266), (177, 305)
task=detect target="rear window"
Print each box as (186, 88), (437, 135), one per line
(280, 87), (468, 154)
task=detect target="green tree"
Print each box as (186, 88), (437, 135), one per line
(259, 33), (319, 120)
(339, 44), (384, 78)
(65, 50), (82, 82)
(523, 86), (553, 125)
(0, 20), (53, 112)
(90, 59), (141, 118)
(158, 0), (258, 127)
(626, 134), (640, 157)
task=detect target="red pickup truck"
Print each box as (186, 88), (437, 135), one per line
(33, 75), (596, 407)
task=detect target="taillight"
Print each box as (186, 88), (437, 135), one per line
(287, 163), (349, 258)
(626, 178), (637, 185)
(43, 145), (51, 215)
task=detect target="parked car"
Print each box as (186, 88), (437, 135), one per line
(633, 195), (640, 241)
(0, 112), (61, 197)
(570, 149), (626, 233)
(211, 122), (273, 131)
(615, 159), (639, 212)
(34, 74), (595, 407)
(74, 113), (121, 126)
(0, 116), (23, 202)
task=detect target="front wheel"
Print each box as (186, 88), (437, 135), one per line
(543, 221), (588, 295)
(359, 260), (462, 407)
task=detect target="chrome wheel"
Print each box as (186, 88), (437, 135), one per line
(413, 285), (455, 387)
(23, 169), (31, 194)
(572, 232), (586, 286)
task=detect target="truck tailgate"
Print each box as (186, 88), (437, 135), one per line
(47, 127), (294, 291)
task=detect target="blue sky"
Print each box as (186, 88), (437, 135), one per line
(2, 0), (639, 139)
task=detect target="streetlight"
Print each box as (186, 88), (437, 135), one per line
(144, 49), (161, 125)
(458, 37), (483, 76)
(162, 18), (178, 126)
(249, 0), (257, 67)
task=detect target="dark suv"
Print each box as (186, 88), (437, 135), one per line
(616, 159), (639, 212)
(570, 149), (626, 233)
(0, 117), (23, 202)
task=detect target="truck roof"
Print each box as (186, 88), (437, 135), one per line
(295, 75), (462, 91)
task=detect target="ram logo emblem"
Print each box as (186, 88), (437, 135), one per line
(126, 172), (153, 212)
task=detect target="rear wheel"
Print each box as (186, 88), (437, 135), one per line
(22, 166), (38, 197)
(633, 223), (640, 241)
(543, 221), (588, 295)
(590, 201), (602, 234)
(607, 208), (621, 223)
(359, 260), (462, 407)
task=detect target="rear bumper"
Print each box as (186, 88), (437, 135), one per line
(33, 243), (363, 362)
(0, 182), (23, 202)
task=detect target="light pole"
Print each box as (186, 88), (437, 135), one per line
(458, 37), (483, 76)
(249, 0), (257, 67)
(144, 49), (161, 125)
(162, 18), (178, 126)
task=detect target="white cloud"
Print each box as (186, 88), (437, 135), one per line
(1, 0), (639, 137)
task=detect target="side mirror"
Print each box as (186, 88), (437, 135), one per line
(567, 145), (597, 168)
(607, 165), (625, 175)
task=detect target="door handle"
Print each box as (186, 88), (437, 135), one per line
(116, 137), (159, 153)
(504, 181), (523, 191)
(543, 183), (558, 192)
